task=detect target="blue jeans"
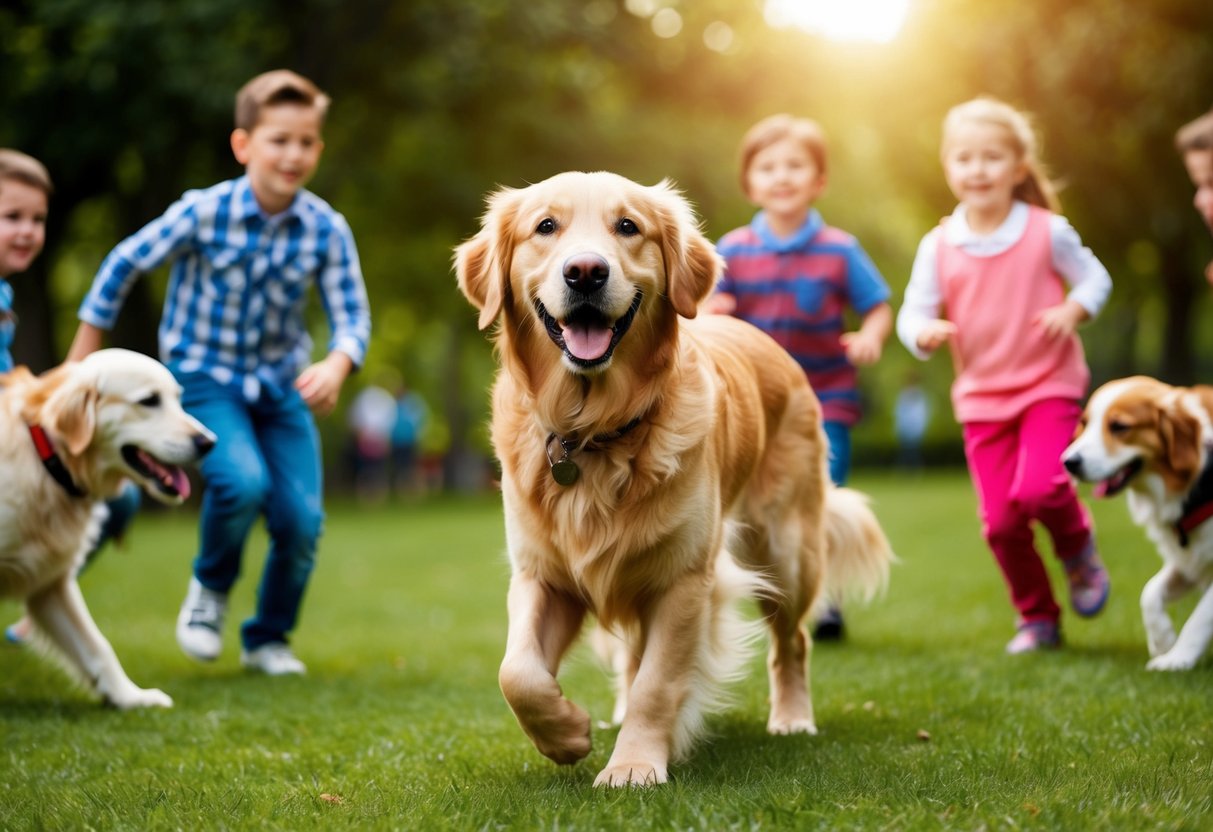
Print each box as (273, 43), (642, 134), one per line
(822, 420), (851, 487)
(178, 372), (324, 650)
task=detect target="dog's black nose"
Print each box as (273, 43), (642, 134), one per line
(1062, 454), (1082, 475)
(193, 433), (216, 457)
(563, 253), (609, 294)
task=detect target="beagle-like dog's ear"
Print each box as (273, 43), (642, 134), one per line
(652, 180), (723, 320)
(38, 365), (99, 456)
(1157, 399), (1202, 493)
(454, 186), (522, 331)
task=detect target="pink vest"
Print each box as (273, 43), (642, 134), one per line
(938, 206), (1089, 423)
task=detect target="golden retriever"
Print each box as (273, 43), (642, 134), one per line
(1063, 375), (1213, 670)
(455, 171), (894, 786)
(0, 348), (215, 707)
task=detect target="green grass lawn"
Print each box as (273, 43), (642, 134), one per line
(2, 471), (1211, 830)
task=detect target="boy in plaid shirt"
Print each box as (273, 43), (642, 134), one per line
(69, 70), (371, 675)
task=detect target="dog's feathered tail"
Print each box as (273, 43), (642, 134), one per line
(814, 486), (896, 617)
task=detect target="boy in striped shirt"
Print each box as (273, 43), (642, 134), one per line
(68, 70), (371, 676)
(707, 114), (892, 640)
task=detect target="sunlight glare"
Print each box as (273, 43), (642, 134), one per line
(765, 0), (911, 44)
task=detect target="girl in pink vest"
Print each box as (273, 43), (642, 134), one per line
(896, 97), (1113, 654)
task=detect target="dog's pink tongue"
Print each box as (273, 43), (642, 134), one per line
(562, 322), (612, 361)
(171, 467), (191, 500)
(1093, 480), (1110, 499)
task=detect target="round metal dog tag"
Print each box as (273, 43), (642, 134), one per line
(550, 459), (580, 486)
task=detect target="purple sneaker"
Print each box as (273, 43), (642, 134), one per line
(1006, 620), (1061, 654)
(1064, 540), (1110, 618)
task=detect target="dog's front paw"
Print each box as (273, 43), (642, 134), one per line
(767, 715), (818, 736)
(593, 761), (667, 788)
(105, 686), (174, 709)
(1146, 628), (1178, 658)
(1146, 650), (1198, 672)
(527, 699), (592, 765)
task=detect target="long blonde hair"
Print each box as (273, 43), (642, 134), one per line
(942, 97), (1059, 212)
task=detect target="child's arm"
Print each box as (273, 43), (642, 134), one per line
(897, 231), (950, 359)
(66, 322), (105, 362)
(840, 302), (892, 366)
(309, 213), (370, 416)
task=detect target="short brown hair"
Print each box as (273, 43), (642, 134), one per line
(738, 114), (828, 195)
(234, 69), (330, 132)
(1176, 108), (1213, 154)
(0, 148), (53, 196)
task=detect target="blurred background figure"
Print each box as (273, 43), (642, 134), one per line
(347, 383), (397, 503)
(894, 372), (932, 471)
(391, 382), (429, 496)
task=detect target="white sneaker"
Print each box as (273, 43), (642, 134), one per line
(176, 577), (227, 662)
(241, 642), (307, 676)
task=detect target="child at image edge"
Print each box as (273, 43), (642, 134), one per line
(896, 97), (1112, 654)
(68, 70), (371, 676)
(706, 114), (893, 641)
(0, 149), (141, 646)
(1175, 107), (1213, 287)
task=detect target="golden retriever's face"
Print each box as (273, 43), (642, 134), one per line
(455, 171), (720, 376)
(1063, 376), (1205, 497)
(31, 349), (216, 505)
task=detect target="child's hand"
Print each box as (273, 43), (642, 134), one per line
(701, 293), (736, 315)
(915, 320), (957, 353)
(1034, 300), (1088, 340)
(295, 352), (354, 417)
(840, 330), (883, 366)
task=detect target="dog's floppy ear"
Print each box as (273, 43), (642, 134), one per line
(37, 365), (99, 456)
(1157, 400), (1201, 491)
(454, 186), (521, 331)
(652, 180), (723, 319)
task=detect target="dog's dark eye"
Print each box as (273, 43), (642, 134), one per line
(138, 393), (161, 408)
(616, 218), (640, 236)
(536, 218), (557, 235)
(1108, 419), (1129, 435)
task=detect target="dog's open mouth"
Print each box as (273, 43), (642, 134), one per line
(536, 292), (643, 368)
(122, 445), (191, 500)
(1093, 458), (1143, 498)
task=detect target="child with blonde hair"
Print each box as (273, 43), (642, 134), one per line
(896, 97), (1113, 653)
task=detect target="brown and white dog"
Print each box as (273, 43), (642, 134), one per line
(455, 171), (894, 786)
(0, 349), (215, 707)
(1062, 375), (1213, 670)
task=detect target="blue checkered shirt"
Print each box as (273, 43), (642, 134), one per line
(79, 175), (370, 401)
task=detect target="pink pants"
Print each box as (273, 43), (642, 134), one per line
(962, 397), (1092, 625)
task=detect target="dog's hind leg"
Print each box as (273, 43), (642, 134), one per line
(498, 572), (592, 766)
(26, 577), (172, 709)
(760, 511), (825, 735)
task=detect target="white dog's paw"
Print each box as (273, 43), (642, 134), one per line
(1146, 651), (1198, 672)
(105, 686), (174, 709)
(1146, 629), (1178, 658)
(593, 761), (667, 788)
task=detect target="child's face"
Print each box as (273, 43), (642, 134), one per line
(942, 122), (1027, 218)
(745, 137), (825, 220)
(1182, 149), (1213, 233)
(231, 103), (325, 214)
(0, 179), (48, 278)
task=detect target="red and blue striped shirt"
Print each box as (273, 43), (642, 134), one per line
(716, 210), (889, 425)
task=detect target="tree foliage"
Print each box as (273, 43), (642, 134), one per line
(2, 0), (1211, 470)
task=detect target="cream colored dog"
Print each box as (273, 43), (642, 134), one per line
(1063, 376), (1213, 670)
(0, 349), (214, 707)
(456, 171), (894, 786)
